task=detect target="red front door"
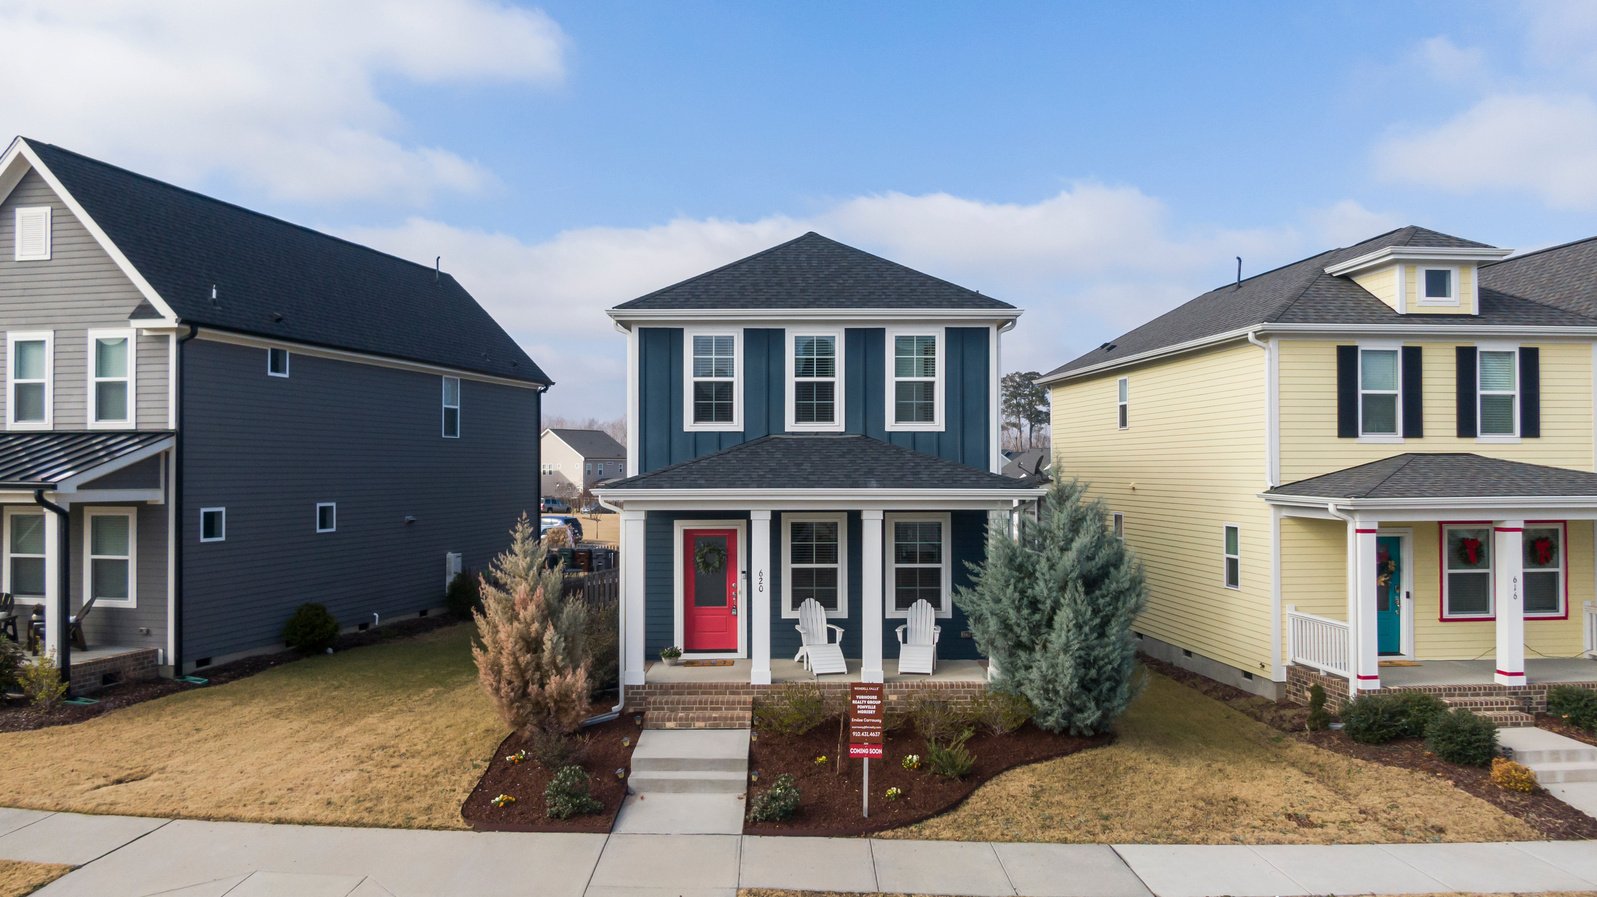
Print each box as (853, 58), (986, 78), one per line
(683, 528), (738, 652)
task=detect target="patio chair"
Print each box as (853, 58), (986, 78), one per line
(0, 593), (16, 643)
(794, 598), (848, 676)
(28, 593), (97, 654)
(895, 599), (941, 675)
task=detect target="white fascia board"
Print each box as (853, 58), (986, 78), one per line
(6, 139), (181, 324)
(1323, 245), (1514, 277)
(594, 487), (1045, 512)
(195, 328), (547, 390)
(1036, 327), (1258, 386)
(1259, 491), (1597, 513)
(607, 307), (1023, 328)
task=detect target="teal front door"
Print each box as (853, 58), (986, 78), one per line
(1376, 535), (1403, 655)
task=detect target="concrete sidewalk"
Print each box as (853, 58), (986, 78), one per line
(2, 808), (1596, 897)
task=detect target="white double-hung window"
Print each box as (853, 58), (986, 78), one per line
(1478, 348), (1518, 437)
(4, 509), (46, 600)
(685, 330), (741, 430)
(85, 508), (136, 608)
(787, 330), (842, 430)
(88, 330), (135, 427)
(7, 332), (52, 429)
(1358, 347), (1400, 437)
(783, 513), (846, 618)
(887, 329), (942, 430)
(1524, 523), (1565, 618)
(1442, 525), (1493, 619)
(887, 513), (951, 617)
(441, 376), (461, 438)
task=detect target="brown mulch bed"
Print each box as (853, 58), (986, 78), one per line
(1535, 713), (1597, 749)
(461, 711), (638, 832)
(0, 613), (461, 734)
(744, 717), (1107, 837)
(1139, 656), (1597, 839)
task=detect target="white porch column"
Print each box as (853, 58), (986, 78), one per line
(1351, 518), (1381, 691)
(620, 509), (647, 687)
(42, 500), (68, 663)
(1494, 520), (1527, 687)
(861, 509), (885, 683)
(750, 510), (772, 686)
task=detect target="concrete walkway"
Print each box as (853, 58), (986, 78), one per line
(1500, 726), (1597, 818)
(2, 808), (1597, 897)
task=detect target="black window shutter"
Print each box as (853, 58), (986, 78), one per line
(1401, 345), (1423, 438)
(1456, 346), (1478, 437)
(1336, 345), (1358, 438)
(1520, 347), (1541, 438)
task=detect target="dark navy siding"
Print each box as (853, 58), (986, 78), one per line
(638, 325), (990, 473)
(179, 338), (539, 664)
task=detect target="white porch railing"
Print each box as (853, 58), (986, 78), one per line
(1585, 601), (1596, 658)
(1287, 605), (1351, 677)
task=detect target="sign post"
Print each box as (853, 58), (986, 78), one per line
(849, 683), (885, 818)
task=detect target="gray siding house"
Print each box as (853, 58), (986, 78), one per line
(0, 137), (548, 682)
(541, 427), (626, 499)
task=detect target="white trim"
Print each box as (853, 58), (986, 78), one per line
(199, 507), (226, 543)
(1111, 512), (1124, 538)
(84, 506), (137, 609)
(1269, 505), (1284, 680)
(884, 511), (953, 619)
(13, 205), (50, 261)
(781, 512), (848, 619)
(683, 328), (743, 432)
(315, 502), (337, 534)
(626, 325), (639, 477)
(1442, 523), (1495, 620)
(1116, 376), (1129, 430)
(1376, 527), (1416, 658)
(885, 327), (945, 431)
(192, 329), (546, 390)
(610, 307), (1022, 326)
(166, 331), (177, 429)
(441, 376), (461, 438)
(1477, 343), (1520, 439)
(1357, 344), (1401, 438)
(6, 331), (53, 430)
(1418, 265), (1460, 306)
(784, 328), (844, 432)
(671, 519), (747, 658)
(595, 487), (1045, 514)
(1395, 262), (1407, 315)
(990, 323), (1006, 474)
(86, 328), (136, 429)
(1266, 336), (1280, 485)
(1223, 523), (1241, 589)
(55, 437), (173, 492)
(267, 347), (290, 378)
(2, 506), (46, 603)
(1323, 245), (1512, 277)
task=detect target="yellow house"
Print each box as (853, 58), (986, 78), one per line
(1040, 226), (1597, 711)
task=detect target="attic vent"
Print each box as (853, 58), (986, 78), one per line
(14, 206), (50, 261)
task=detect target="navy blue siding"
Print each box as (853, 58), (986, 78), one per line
(179, 339), (540, 665)
(638, 325), (990, 473)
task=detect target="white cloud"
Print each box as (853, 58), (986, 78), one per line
(0, 0), (565, 205)
(1305, 200), (1404, 247)
(1413, 36), (1490, 87)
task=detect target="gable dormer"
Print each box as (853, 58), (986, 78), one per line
(1323, 229), (1512, 316)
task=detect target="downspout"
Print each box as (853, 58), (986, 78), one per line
(32, 490), (71, 689)
(171, 324), (198, 675)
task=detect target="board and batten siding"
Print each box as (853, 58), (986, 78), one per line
(179, 337), (539, 665)
(1051, 341), (1274, 677)
(1278, 338), (1594, 484)
(636, 325), (990, 473)
(0, 170), (169, 429)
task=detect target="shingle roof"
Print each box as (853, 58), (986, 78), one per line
(612, 232), (1015, 312)
(597, 435), (1040, 492)
(1266, 453), (1597, 500)
(546, 428), (625, 459)
(24, 139), (548, 385)
(0, 431), (172, 488)
(1043, 226), (1597, 380)
(1000, 447), (1051, 480)
(1480, 236), (1597, 320)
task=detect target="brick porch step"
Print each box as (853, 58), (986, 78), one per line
(1477, 709), (1535, 727)
(643, 693), (753, 729)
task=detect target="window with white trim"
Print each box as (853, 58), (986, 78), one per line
(442, 376), (461, 438)
(1478, 349), (1518, 437)
(1116, 377), (1128, 429)
(585, 462), (592, 477)
(86, 508), (135, 607)
(7, 332), (51, 429)
(14, 206), (50, 261)
(89, 330), (134, 427)
(268, 347), (290, 377)
(1358, 348), (1399, 436)
(4, 509), (46, 600)
(1524, 524), (1564, 617)
(888, 514), (950, 616)
(200, 507), (226, 543)
(788, 331), (841, 430)
(1112, 513), (1124, 539)
(686, 331), (739, 428)
(597, 462), (605, 476)
(316, 503), (336, 533)
(888, 330), (942, 429)
(540, 463), (555, 475)
(1421, 267), (1456, 303)
(1443, 525), (1492, 618)
(1223, 525), (1240, 589)
(783, 514), (846, 617)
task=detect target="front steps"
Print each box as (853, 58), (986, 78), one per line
(613, 728), (750, 834)
(642, 689), (753, 729)
(1443, 695), (1534, 727)
(1499, 728), (1597, 784)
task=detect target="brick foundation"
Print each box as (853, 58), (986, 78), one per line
(1285, 665), (1353, 711)
(631, 678), (991, 728)
(68, 648), (160, 695)
(1285, 663), (1597, 716)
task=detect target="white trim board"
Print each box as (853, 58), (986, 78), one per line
(194, 329), (546, 390)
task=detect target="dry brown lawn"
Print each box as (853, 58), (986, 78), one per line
(0, 860), (71, 897)
(741, 893), (1597, 897)
(882, 670), (1538, 844)
(581, 511), (620, 544)
(0, 624), (501, 829)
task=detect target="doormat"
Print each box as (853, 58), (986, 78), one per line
(1379, 660), (1422, 667)
(682, 659), (735, 667)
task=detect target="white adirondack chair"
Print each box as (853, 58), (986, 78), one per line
(794, 598), (848, 676)
(895, 599), (941, 675)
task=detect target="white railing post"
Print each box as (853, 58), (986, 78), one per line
(1585, 601), (1596, 658)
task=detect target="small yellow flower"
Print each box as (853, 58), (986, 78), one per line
(814, 755), (828, 765)
(885, 786), (904, 800)
(901, 754), (921, 770)
(489, 793), (517, 808)
(505, 750), (528, 765)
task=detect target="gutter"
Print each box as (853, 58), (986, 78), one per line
(32, 489), (71, 690)
(171, 324), (197, 675)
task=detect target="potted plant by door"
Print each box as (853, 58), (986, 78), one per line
(660, 646), (683, 666)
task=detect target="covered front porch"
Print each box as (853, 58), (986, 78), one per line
(1378, 656), (1597, 687)
(644, 656), (989, 685)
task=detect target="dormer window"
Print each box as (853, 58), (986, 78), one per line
(787, 330), (842, 431)
(1421, 267), (1457, 304)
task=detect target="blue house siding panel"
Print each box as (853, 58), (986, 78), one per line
(179, 338), (540, 665)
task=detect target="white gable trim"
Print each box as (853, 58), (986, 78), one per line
(0, 138), (180, 324)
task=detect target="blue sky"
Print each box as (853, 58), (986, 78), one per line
(6, 1), (1597, 417)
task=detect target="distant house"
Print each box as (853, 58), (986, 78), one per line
(0, 137), (548, 689)
(541, 428), (626, 498)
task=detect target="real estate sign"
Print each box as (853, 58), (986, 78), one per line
(848, 682), (884, 759)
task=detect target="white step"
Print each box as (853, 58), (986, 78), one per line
(630, 754), (747, 774)
(1511, 746), (1597, 765)
(627, 769), (748, 794)
(1525, 761), (1597, 784)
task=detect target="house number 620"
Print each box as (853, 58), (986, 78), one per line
(758, 570), (766, 593)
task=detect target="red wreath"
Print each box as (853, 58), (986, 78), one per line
(1531, 536), (1556, 567)
(1458, 537), (1483, 566)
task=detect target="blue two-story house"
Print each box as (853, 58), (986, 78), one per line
(595, 233), (1043, 689)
